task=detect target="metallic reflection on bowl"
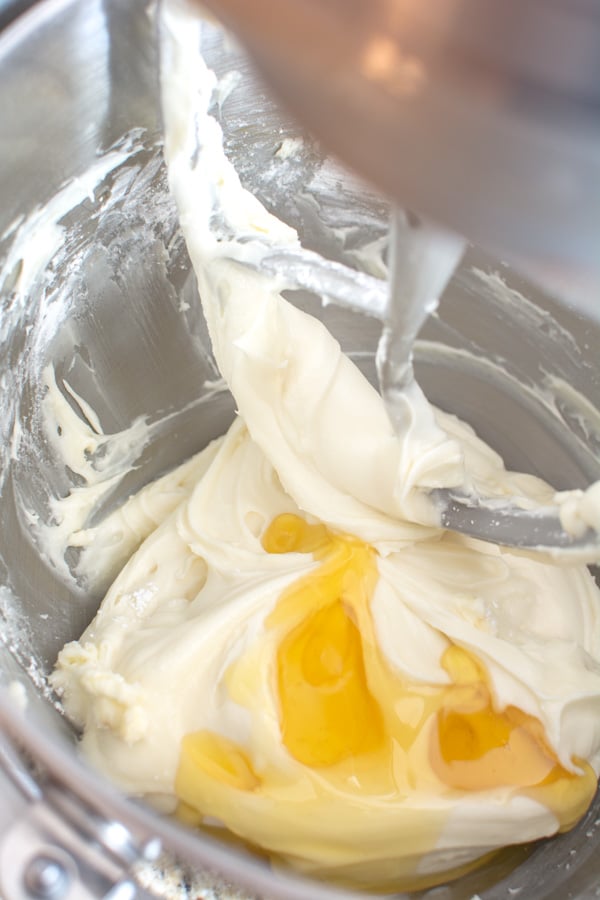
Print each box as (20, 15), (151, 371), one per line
(0, 2), (599, 899)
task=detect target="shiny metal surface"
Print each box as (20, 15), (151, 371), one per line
(198, 0), (600, 319)
(432, 488), (600, 556)
(0, 0), (36, 30)
(0, 2), (599, 899)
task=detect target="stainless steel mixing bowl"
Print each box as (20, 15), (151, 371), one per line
(197, 0), (600, 321)
(0, 2), (599, 899)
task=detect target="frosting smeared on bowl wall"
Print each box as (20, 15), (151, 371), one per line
(50, 2), (600, 891)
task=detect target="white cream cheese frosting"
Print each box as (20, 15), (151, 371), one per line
(51, 0), (600, 892)
(51, 412), (600, 888)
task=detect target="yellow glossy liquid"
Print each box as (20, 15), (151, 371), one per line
(176, 513), (596, 887)
(264, 515), (384, 767)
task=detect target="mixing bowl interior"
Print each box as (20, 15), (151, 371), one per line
(1, 2), (600, 899)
